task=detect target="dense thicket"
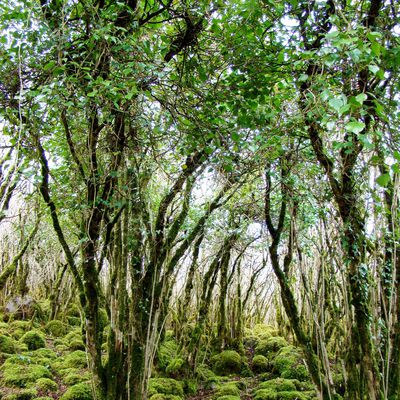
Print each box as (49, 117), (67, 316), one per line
(0, 1), (399, 400)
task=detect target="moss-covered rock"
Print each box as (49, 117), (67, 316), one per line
(166, 358), (185, 377)
(212, 350), (242, 376)
(148, 378), (184, 397)
(63, 371), (91, 386)
(20, 331), (46, 351)
(45, 320), (68, 337)
(63, 350), (87, 369)
(252, 355), (269, 373)
(215, 396), (241, 400)
(252, 324), (278, 338)
(66, 304), (81, 318)
(255, 337), (288, 358)
(149, 395), (183, 400)
(0, 334), (16, 353)
(60, 383), (93, 400)
(157, 340), (178, 371)
(35, 377), (58, 391)
(68, 339), (85, 351)
(272, 346), (310, 381)
(214, 383), (241, 398)
(1, 363), (51, 387)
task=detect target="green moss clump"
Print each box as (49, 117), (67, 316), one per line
(10, 321), (32, 332)
(183, 379), (197, 395)
(63, 371), (91, 385)
(66, 304), (81, 318)
(35, 377), (58, 391)
(253, 355), (269, 373)
(28, 348), (57, 363)
(252, 324), (278, 338)
(69, 339), (85, 351)
(157, 340), (178, 371)
(63, 350), (87, 368)
(1, 363), (51, 387)
(215, 396), (241, 400)
(148, 378), (184, 397)
(20, 331), (46, 351)
(272, 346), (310, 381)
(166, 358), (185, 377)
(149, 395), (183, 400)
(214, 383), (241, 398)
(0, 334), (16, 353)
(45, 320), (68, 337)
(212, 350), (242, 376)
(60, 383), (93, 400)
(255, 337), (288, 358)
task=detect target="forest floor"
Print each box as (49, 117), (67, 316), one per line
(0, 311), (330, 400)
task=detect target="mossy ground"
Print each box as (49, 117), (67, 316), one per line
(0, 314), (320, 400)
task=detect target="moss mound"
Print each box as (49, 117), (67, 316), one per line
(214, 383), (241, 398)
(63, 350), (87, 369)
(63, 371), (91, 385)
(0, 334), (16, 353)
(212, 350), (243, 376)
(1, 363), (51, 387)
(253, 355), (269, 373)
(35, 377), (58, 391)
(257, 378), (298, 392)
(148, 378), (184, 397)
(255, 337), (288, 358)
(272, 346), (310, 381)
(60, 383), (93, 400)
(20, 331), (46, 351)
(149, 395), (183, 400)
(215, 396), (241, 400)
(166, 358), (186, 377)
(45, 320), (68, 337)
(157, 339), (178, 371)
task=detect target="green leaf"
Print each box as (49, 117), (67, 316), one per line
(329, 97), (344, 114)
(368, 64), (380, 75)
(345, 121), (365, 134)
(355, 93), (367, 104)
(376, 173), (390, 187)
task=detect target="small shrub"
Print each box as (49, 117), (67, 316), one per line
(148, 378), (184, 397)
(35, 377), (58, 391)
(20, 331), (46, 351)
(0, 334), (16, 353)
(212, 350), (242, 376)
(45, 320), (68, 337)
